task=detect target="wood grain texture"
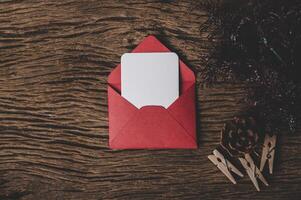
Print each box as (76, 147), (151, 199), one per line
(0, 0), (300, 200)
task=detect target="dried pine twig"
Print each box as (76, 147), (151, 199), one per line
(200, 0), (301, 134)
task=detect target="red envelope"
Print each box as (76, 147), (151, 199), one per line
(108, 35), (197, 149)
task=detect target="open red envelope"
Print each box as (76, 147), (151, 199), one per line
(108, 35), (197, 149)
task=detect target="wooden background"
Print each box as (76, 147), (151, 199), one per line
(0, 1), (300, 199)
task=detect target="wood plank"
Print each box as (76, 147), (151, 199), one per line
(0, 1), (300, 199)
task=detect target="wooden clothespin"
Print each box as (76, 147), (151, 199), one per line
(260, 134), (277, 174)
(239, 154), (269, 191)
(208, 149), (244, 184)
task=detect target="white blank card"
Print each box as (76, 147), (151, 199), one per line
(121, 52), (179, 109)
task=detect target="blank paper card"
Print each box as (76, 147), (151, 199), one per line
(121, 52), (179, 109)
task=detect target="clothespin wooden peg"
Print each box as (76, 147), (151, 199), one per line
(208, 149), (243, 184)
(260, 134), (277, 174)
(239, 153), (269, 191)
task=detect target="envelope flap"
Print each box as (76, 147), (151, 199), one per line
(110, 106), (197, 149)
(167, 84), (196, 140)
(108, 86), (138, 140)
(108, 35), (195, 93)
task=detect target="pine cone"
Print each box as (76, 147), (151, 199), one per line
(221, 116), (259, 157)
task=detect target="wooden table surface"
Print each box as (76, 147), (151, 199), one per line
(1, 1), (300, 200)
